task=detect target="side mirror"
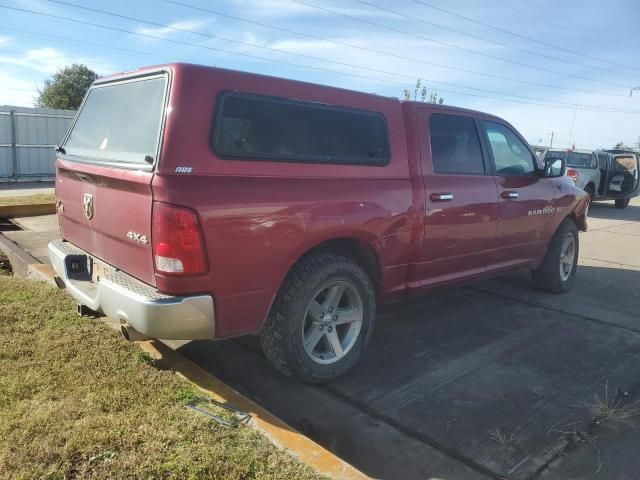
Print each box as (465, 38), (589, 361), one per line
(543, 157), (566, 178)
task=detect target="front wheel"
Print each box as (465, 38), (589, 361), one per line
(615, 198), (630, 209)
(532, 219), (579, 293)
(259, 252), (375, 383)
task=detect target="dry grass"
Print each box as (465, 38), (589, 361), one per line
(488, 426), (514, 444)
(585, 382), (640, 427)
(0, 193), (55, 207)
(0, 276), (323, 480)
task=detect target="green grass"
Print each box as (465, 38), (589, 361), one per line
(0, 193), (55, 207)
(0, 276), (322, 480)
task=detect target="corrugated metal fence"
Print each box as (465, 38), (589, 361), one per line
(0, 105), (75, 182)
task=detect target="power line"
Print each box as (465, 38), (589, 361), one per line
(410, 0), (640, 73)
(0, 27), (171, 63)
(0, 5), (410, 87)
(291, 0), (632, 89)
(514, 0), (632, 55)
(38, 0), (640, 112)
(351, 0), (634, 78)
(163, 0), (629, 98)
(3, 4), (640, 114)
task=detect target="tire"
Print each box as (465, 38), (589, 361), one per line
(259, 252), (376, 383)
(615, 198), (630, 209)
(532, 219), (579, 293)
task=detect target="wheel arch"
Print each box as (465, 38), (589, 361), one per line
(259, 235), (382, 331)
(287, 236), (382, 294)
(564, 211), (585, 232)
(584, 182), (596, 194)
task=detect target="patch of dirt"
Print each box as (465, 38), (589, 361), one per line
(0, 252), (12, 275)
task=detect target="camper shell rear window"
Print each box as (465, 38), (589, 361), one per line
(212, 92), (390, 165)
(63, 74), (168, 167)
(567, 152), (596, 169)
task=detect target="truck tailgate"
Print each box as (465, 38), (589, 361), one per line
(56, 158), (156, 286)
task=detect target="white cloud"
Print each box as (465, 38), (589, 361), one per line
(0, 48), (113, 75)
(0, 36), (12, 47)
(0, 48), (115, 108)
(135, 19), (211, 39)
(0, 72), (37, 107)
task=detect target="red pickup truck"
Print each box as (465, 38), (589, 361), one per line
(49, 63), (588, 383)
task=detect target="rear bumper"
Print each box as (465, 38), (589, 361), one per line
(48, 240), (215, 340)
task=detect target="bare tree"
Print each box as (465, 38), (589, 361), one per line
(403, 79), (444, 104)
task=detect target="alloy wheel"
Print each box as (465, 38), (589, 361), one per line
(302, 280), (364, 365)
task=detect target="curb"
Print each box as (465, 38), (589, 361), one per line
(137, 340), (369, 480)
(2, 232), (369, 480)
(0, 232), (54, 284)
(0, 202), (56, 218)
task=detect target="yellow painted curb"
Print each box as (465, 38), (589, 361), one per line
(0, 202), (56, 218)
(136, 340), (369, 480)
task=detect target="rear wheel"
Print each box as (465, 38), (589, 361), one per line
(615, 198), (630, 209)
(259, 252), (375, 383)
(532, 219), (579, 293)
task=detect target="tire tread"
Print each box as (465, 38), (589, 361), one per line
(259, 252), (375, 383)
(532, 218), (578, 293)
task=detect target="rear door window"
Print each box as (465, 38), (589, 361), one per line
(428, 113), (485, 174)
(212, 93), (390, 165)
(64, 75), (167, 166)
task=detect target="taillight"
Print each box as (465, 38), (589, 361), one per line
(566, 169), (579, 183)
(152, 202), (207, 275)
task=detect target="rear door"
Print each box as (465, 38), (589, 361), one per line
(610, 154), (640, 197)
(480, 120), (554, 268)
(56, 72), (169, 286)
(411, 110), (500, 287)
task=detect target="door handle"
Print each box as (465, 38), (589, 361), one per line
(430, 192), (454, 202)
(501, 191), (519, 199)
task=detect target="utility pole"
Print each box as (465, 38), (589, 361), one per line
(549, 131), (554, 147)
(568, 104), (578, 148)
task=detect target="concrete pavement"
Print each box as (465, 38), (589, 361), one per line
(2, 215), (59, 263)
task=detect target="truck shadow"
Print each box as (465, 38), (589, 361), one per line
(588, 201), (640, 221)
(180, 263), (640, 480)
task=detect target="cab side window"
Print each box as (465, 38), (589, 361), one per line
(484, 121), (535, 176)
(429, 113), (485, 174)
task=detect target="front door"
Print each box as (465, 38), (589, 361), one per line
(409, 110), (500, 288)
(480, 120), (555, 269)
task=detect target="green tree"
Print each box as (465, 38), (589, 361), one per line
(36, 64), (98, 110)
(403, 79), (444, 104)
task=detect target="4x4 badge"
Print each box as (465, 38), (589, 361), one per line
(83, 193), (94, 220)
(127, 231), (149, 244)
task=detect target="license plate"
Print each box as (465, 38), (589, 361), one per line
(90, 257), (114, 283)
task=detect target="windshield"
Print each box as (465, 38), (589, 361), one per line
(567, 152), (595, 168)
(64, 75), (167, 165)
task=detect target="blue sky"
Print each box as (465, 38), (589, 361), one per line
(1, 0), (639, 149)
